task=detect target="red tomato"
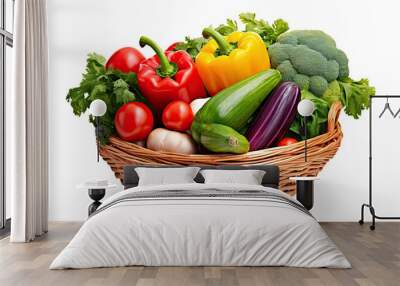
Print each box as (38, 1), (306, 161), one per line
(277, 137), (298, 147)
(114, 102), (154, 141)
(105, 47), (145, 73)
(162, 101), (194, 131)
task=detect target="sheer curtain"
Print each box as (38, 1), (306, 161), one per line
(8, 0), (48, 242)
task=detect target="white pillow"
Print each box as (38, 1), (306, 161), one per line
(200, 169), (266, 185)
(135, 167), (200, 186)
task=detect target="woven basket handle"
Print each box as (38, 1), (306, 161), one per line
(327, 101), (342, 132)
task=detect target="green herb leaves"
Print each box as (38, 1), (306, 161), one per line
(66, 53), (139, 143)
(239, 13), (289, 47)
(216, 19), (238, 35)
(174, 37), (208, 59)
(113, 79), (136, 105)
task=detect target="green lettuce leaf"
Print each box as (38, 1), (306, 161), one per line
(322, 80), (341, 106)
(338, 77), (374, 119)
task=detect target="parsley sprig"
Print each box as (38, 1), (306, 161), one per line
(174, 37), (208, 60)
(66, 53), (140, 144)
(239, 13), (289, 47)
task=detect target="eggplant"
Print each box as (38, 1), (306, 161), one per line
(246, 82), (300, 151)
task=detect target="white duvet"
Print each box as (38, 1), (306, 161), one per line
(50, 183), (350, 269)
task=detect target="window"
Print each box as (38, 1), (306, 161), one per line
(0, 0), (14, 234)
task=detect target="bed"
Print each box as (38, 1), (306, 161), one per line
(50, 165), (350, 269)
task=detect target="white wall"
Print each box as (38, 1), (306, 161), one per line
(48, 0), (400, 221)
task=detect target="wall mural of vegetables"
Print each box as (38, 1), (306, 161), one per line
(66, 12), (375, 155)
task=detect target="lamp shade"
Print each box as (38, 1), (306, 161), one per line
(297, 99), (315, 116)
(89, 99), (107, 117)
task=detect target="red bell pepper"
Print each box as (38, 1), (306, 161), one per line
(137, 36), (206, 113)
(166, 42), (180, 51)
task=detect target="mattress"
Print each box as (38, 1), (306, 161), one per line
(50, 183), (350, 269)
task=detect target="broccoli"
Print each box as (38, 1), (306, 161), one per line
(293, 74), (310, 90)
(269, 29), (375, 120)
(268, 43), (291, 66)
(278, 30), (349, 78)
(309, 75), (328, 96)
(269, 43), (340, 88)
(276, 60), (296, 81)
(268, 30), (349, 96)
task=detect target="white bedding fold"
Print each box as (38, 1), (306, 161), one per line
(50, 183), (350, 269)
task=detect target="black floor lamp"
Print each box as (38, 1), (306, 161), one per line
(89, 99), (107, 162)
(297, 99), (315, 161)
(291, 99), (317, 211)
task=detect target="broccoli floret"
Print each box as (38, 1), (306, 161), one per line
(276, 33), (298, 45)
(283, 30), (349, 79)
(289, 45), (329, 77)
(309, 76), (328, 96)
(293, 74), (310, 90)
(267, 43), (290, 67)
(276, 60), (296, 81)
(314, 45), (348, 79)
(280, 30), (336, 47)
(325, 60), (340, 82)
(268, 30), (350, 96)
(333, 49), (349, 78)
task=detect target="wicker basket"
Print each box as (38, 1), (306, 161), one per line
(100, 102), (343, 195)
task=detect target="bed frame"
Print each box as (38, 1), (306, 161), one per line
(123, 165), (280, 189)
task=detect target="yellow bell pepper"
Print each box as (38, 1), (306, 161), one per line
(195, 28), (271, 95)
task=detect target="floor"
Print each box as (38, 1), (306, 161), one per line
(0, 222), (399, 286)
(0, 219), (11, 239)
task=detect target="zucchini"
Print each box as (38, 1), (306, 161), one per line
(192, 122), (249, 154)
(191, 69), (281, 153)
(195, 69), (282, 130)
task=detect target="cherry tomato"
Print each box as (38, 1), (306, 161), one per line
(115, 102), (154, 141)
(277, 137), (298, 147)
(106, 47), (145, 73)
(162, 101), (194, 131)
